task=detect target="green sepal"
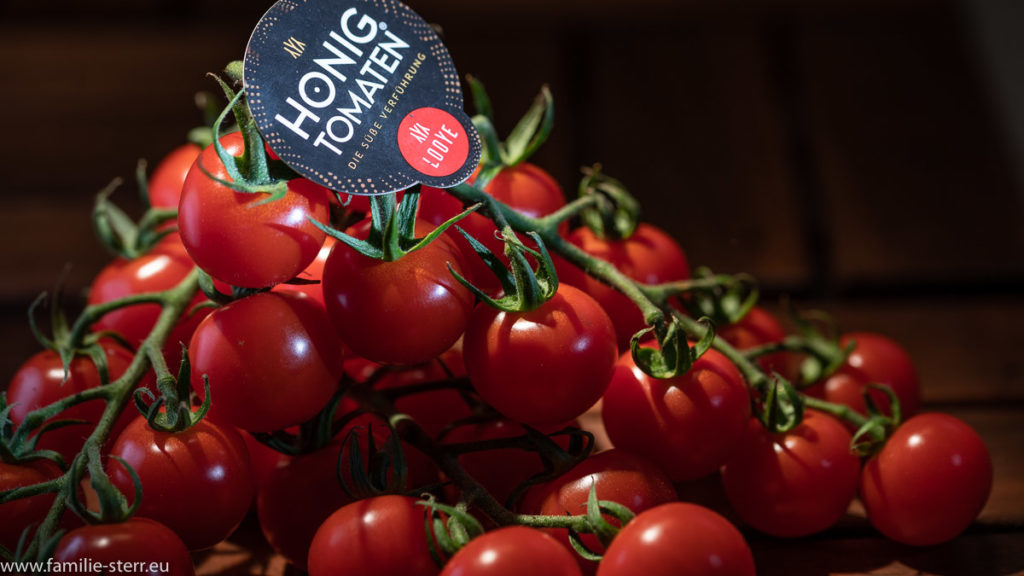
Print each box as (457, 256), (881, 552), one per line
(567, 527), (604, 562)
(630, 314), (706, 380)
(577, 166), (642, 241)
(850, 384), (902, 457)
(466, 75), (494, 124)
(756, 372), (806, 434)
(65, 444), (141, 525)
(419, 497), (485, 567)
(449, 228), (559, 313)
(336, 421), (408, 500)
(502, 85), (554, 167)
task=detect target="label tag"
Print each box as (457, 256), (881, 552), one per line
(243, 0), (481, 195)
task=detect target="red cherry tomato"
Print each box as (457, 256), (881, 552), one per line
(257, 413), (438, 569)
(464, 284), (617, 426)
(420, 163), (566, 292)
(178, 132), (330, 288)
(6, 343), (145, 462)
(0, 459), (60, 550)
(557, 223), (690, 351)
(440, 526), (582, 576)
(597, 502), (756, 576)
(54, 518), (195, 576)
(107, 416), (254, 550)
(307, 495), (438, 576)
(148, 143), (201, 210)
(520, 449), (677, 575)
(601, 347), (750, 482)
(189, 291), (343, 432)
(721, 410), (860, 537)
(806, 332), (921, 419)
(87, 237), (208, 364)
(717, 306), (791, 378)
(860, 413), (992, 546)
(322, 220), (474, 366)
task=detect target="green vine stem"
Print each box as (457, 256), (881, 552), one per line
(2, 268), (201, 558)
(443, 182), (872, 435)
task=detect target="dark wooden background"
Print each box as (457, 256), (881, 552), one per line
(1, 1), (1022, 574)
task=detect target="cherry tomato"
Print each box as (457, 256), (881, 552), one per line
(557, 223), (690, 351)
(189, 291), (343, 433)
(0, 459), (60, 550)
(257, 413), (437, 569)
(54, 518), (195, 576)
(805, 332), (920, 419)
(717, 306), (791, 378)
(721, 410), (860, 537)
(148, 143), (201, 210)
(178, 132), (330, 288)
(440, 526), (582, 576)
(7, 343), (145, 462)
(107, 416), (254, 550)
(419, 163), (566, 292)
(87, 236), (208, 364)
(307, 495), (438, 576)
(520, 449), (677, 575)
(464, 284), (617, 426)
(322, 220), (474, 366)
(597, 502), (756, 576)
(860, 413), (992, 546)
(601, 347), (750, 482)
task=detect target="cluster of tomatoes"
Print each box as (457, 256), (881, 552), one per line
(0, 80), (995, 576)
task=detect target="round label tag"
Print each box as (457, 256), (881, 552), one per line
(243, 0), (481, 195)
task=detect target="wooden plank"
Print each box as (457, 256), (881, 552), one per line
(772, 297), (1024, 404)
(793, 10), (1024, 287)
(581, 18), (810, 289)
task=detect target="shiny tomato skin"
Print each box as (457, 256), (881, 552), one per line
(721, 410), (860, 538)
(597, 502), (755, 576)
(6, 344), (143, 462)
(307, 495), (438, 576)
(148, 143), (202, 210)
(0, 460), (60, 550)
(717, 306), (791, 378)
(54, 518), (195, 576)
(860, 413), (992, 546)
(322, 220), (474, 366)
(107, 416), (254, 550)
(87, 237), (208, 363)
(601, 347), (750, 482)
(178, 132), (330, 288)
(806, 332), (920, 419)
(440, 526), (582, 576)
(464, 284), (617, 426)
(557, 223), (690, 351)
(189, 291), (343, 432)
(520, 449), (677, 575)
(419, 163), (566, 292)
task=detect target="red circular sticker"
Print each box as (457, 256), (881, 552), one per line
(397, 107), (471, 178)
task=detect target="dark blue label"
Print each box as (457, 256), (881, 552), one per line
(244, 0), (480, 195)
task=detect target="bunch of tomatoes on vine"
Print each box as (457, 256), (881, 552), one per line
(0, 58), (993, 576)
